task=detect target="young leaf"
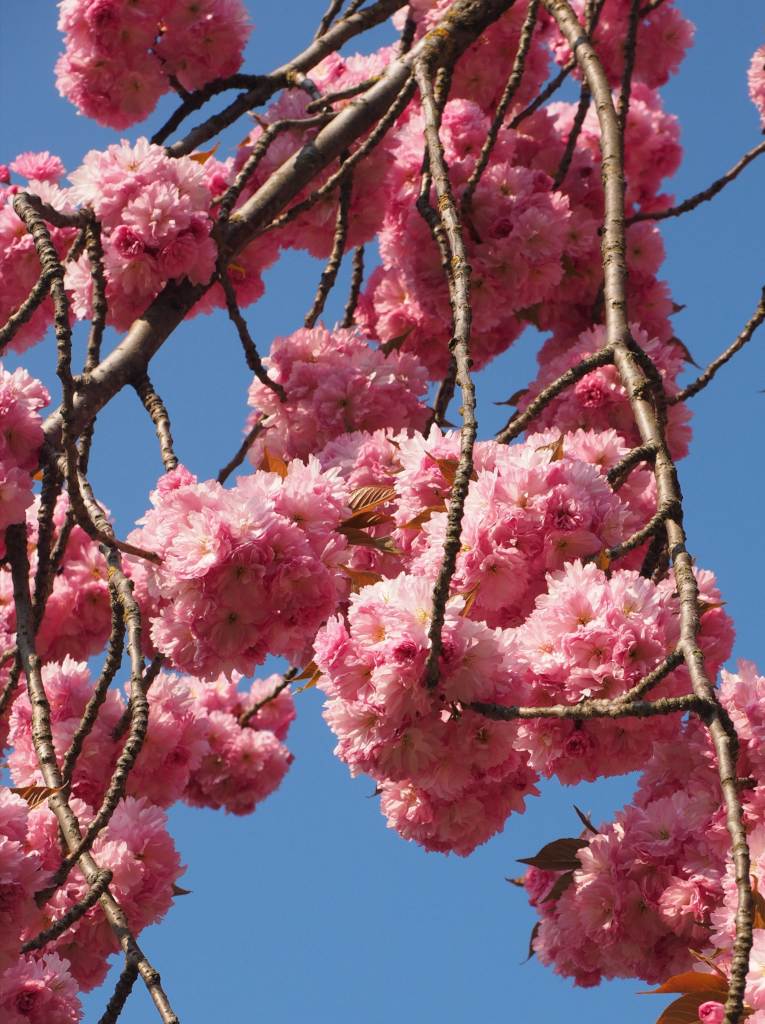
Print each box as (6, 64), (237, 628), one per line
(294, 669), (322, 695)
(535, 434), (565, 462)
(294, 660), (319, 682)
(347, 485), (397, 513)
(542, 870), (576, 904)
(9, 784), (64, 810)
(494, 387), (528, 408)
(402, 504), (447, 530)
(340, 565), (384, 591)
(517, 837), (588, 872)
(189, 144), (220, 164)
(172, 884), (192, 897)
(459, 584), (480, 617)
(522, 922), (540, 964)
(640, 971), (728, 996)
(573, 805), (599, 835)
(260, 447), (288, 479)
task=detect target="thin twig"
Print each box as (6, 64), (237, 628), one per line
(341, 245), (365, 327)
(543, 5), (753, 1019)
(414, 60), (478, 692)
(133, 374), (179, 472)
(462, 0), (540, 218)
(97, 959), (140, 1024)
(218, 263), (286, 401)
(25, 870), (113, 947)
(239, 668), (298, 727)
(628, 139), (765, 224)
(670, 286), (765, 404)
(304, 163), (352, 327)
(217, 420), (265, 485)
(495, 347), (613, 443)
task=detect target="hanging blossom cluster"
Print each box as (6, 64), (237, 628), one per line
(67, 138), (218, 329)
(246, 325), (431, 464)
(523, 662), (765, 1022)
(126, 460), (352, 679)
(55, 0), (252, 129)
(0, 157), (75, 353)
(0, 494), (112, 663)
(0, 656), (295, 1011)
(0, 365), (49, 538)
(1, 1), (761, 1019)
(749, 44), (765, 128)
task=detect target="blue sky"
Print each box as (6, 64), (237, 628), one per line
(1, 3), (765, 1022)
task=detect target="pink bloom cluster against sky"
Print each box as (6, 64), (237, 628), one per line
(1, 0), (765, 1020)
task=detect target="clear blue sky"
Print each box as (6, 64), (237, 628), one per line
(1, 3), (764, 1022)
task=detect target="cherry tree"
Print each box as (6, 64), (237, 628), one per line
(0, 2), (764, 1023)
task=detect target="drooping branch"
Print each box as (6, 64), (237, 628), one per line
(495, 347), (613, 443)
(6, 524), (179, 1024)
(543, 4), (753, 1020)
(43, 0), (517, 455)
(414, 60), (479, 691)
(341, 245), (365, 327)
(461, 0), (540, 215)
(304, 165), (353, 327)
(133, 374), (180, 472)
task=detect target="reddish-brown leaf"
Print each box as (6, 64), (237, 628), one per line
(402, 504), (447, 530)
(172, 884), (192, 897)
(523, 922), (540, 963)
(342, 528), (401, 556)
(340, 565), (384, 591)
(459, 585), (480, 618)
(293, 661), (318, 682)
(667, 335), (700, 367)
(260, 446), (288, 478)
(573, 805), (599, 835)
(751, 875), (765, 929)
(542, 870), (576, 904)
(595, 550), (611, 572)
(535, 434), (565, 462)
(517, 837), (588, 872)
(641, 971), (728, 996)
(293, 669), (322, 695)
(189, 144), (220, 164)
(494, 388), (528, 408)
(10, 784), (63, 810)
(347, 485), (397, 513)
(340, 509), (395, 531)
(380, 327), (413, 354)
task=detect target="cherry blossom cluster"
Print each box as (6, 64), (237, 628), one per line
(0, 655), (295, 1011)
(8, 658), (295, 817)
(544, 0), (694, 91)
(127, 460), (351, 679)
(523, 661), (765, 1023)
(749, 45), (765, 129)
(511, 561), (732, 783)
(518, 322), (692, 457)
(0, 155), (75, 353)
(55, 0), (252, 129)
(314, 573), (539, 855)
(67, 138), (217, 329)
(246, 325), (430, 463)
(0, 494), (112, 663)
(0, 366), (49, 538)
